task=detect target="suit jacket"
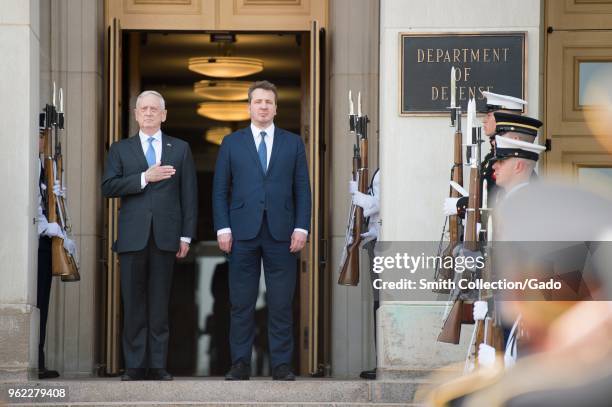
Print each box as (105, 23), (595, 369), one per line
(212, 126), (311, 241)
(101, 133), (198, 253)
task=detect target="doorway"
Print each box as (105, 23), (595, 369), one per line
(103, 27), (328, 377)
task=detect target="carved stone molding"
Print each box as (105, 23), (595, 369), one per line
(244, 0), (302, 5)
(107, 0), (326, 32)
(124, 0), (201, 15)
(232, 0), (310, 15)
(134, 0), (193, 5)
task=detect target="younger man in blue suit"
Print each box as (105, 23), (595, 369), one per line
(212, 81), (311, 381)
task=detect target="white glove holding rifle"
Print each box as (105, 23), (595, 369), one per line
(53, 180), (65, 197)
(478, 343), (496, 368)
(349, 180), (377, 216)
(44, 222), (64, 238)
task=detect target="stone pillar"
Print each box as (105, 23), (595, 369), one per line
(42, 0), (104, 377)
(0, 0), (41, 381)
(329, 0), (380, 378)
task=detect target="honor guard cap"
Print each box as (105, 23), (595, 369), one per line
(494, 111), (543, 138)
(480, 91), (527, 113)
(494, 135), (546, 162)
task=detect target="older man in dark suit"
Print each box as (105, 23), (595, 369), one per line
(102, 90), (197, 381)
(213, 80), (311, 381)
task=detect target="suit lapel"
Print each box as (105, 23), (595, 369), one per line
(160, 133), (174, 165)
(128, 134), (149, 172)
(240, 127), (266, 177)
(266, 127), (285, 175)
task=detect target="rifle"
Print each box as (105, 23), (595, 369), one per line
(41, 83), (80, 282)
(437, 98), (480, 344)
(464, 99), (482, 252)
(470, 183), (504, 366)
(435, 67), (464, 292)
(436, 107), (464, 290)
(338, 91), (369, 286)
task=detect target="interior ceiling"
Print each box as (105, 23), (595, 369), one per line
(132, 32), (304, 163)
(140, 33), (303, 81)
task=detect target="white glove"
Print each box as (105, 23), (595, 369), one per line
(53, 180), (65, 197)
(443, 197), (459, 216)
(473, 300), (488, 321)
(361, 226), (379, 244)
(478, 343), (496, 368)
(44, 222), (64, 238)
(349, 180), (358, 195)
(352, 191), (371, 209)
(63, 237), (77, 258)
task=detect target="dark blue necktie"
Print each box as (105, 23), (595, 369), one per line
(145, 137), (156, 167)
(258, 131), (267, 173)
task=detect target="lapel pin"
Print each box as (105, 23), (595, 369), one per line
(166, 143), (172, 147)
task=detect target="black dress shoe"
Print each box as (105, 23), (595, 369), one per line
(38, 369), (60, 380)
(225, 360), (250, 380)
(147, 368), (173, 381)
(272, 364), (295, 381)
(359, 368), (376, 380)
(121, 368), (146, 381)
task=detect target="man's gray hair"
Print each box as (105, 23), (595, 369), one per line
(136, 90), (166, 110)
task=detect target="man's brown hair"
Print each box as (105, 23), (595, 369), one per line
(248, 80), (278, 103)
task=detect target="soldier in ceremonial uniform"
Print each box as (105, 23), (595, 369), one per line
(444, 92), (527, 218)
(349, 169), (380, 380)
(36, 130), (62, 379)
(474, 116), (545, 367)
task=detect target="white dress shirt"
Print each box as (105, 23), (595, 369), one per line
(217, 123), (308, 237)
(138, 129), (190, 244)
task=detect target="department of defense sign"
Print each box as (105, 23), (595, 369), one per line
(400, 32), (526, 115)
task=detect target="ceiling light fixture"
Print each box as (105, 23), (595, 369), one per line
(188, 57), (264, 78)
(194, 80), (250, 101)
(197, 102), (250, 121)
(204, 127), (233, 145)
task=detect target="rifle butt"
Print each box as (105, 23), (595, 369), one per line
(61, 268), (81, 282)
(338, 244), (360, 286)
(51, 237), (80, 281)
(437, 299), (463, 344)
